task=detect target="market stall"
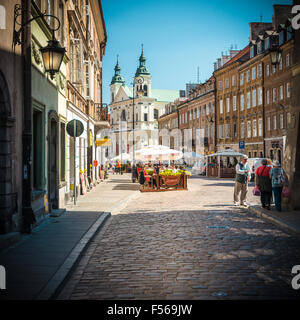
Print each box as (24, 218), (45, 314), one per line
(206, 149), (245, 178)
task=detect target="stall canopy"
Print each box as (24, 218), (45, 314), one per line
(135, 145), (183, 161)
(207, 149), (245, 157)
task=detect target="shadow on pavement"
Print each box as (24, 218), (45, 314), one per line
(112, 184), (140, 191)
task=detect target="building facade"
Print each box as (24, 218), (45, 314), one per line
(109, 50), (180, 156)
(0, 0), (23, 234)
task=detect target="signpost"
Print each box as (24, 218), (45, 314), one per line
(66, 119), (84, 204)
(239, 141), (245, 150)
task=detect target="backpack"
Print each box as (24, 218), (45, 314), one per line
(236, 162), (248, 184)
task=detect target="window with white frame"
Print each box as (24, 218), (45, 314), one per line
(218, 80), (223, 90)
(226, 97), (230, 113)
(266, 64), (270, 76)
(185, 112), (187, 123)
(280, 114), (284, 129)
(267, 89), (270, 104)
(233, 96), (237, 111)
(206, 104), (210, 115)
(225, 123), (230, 138)
(220, 99), (223, 114)
(273, 115), (277, 130)
(252, 66), (256, 80)
(247, 70), (250, 82)
(240, 73), (244, 85)
(287, 112), (291, 125)
(286, 82), (291, 98)
(286, 53), (290, 67)
(258, 118), (262, 136)
(258, 87), (262, 105)
(225, 78), (229, 88)
(267, 116), (271, 131)
(252, 89), (257, 107)
(273, 88), (277, 102)
(279, 85), (283, 100)
(197, 107), (200, 118)
(247, 120), (251, 138)
(232, 75), (236, 86)
(258, 64), (262, 77)
(247, 92), (251, 109)
(240, 94), (244, 111)
(252, 119), (257, 137)
(272, 64), (276, 74)
(279, 58), (283, 70)
(240, 121), (245, 138)
(218, 124), (224, 139)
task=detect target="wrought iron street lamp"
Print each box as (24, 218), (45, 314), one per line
(269, 46), (282, 66)
(13, 4), (65, 79)
(131, 76), (144, 182)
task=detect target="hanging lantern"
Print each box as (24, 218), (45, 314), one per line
(40, 38), (66, 79)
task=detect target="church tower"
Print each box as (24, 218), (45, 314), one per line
(134, 46), (152, 98)
(110, 56), (125, 103)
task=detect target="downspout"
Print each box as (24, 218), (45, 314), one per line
(262, 61), (266, 157)
(212, 74), (217, 152)
(21, 0), (35, 233)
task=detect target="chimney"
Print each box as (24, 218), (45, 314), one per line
(272, 5), (293, 29)
(249, 22), (273, 41)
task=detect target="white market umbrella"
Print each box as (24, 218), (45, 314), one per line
(110, 153), (132, 162)
(135, 145), (183, 161)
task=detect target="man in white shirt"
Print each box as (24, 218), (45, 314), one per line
(234, 155), (251, 206)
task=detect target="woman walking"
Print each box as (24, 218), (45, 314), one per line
(269, 160), (288, 211)
(255, 159), (272, 210)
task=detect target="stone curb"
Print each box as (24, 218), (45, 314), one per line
(248, 205), (300, 236)
(35, 211), (111, 300)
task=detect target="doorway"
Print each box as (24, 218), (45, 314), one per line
(48, 111), (59, 210)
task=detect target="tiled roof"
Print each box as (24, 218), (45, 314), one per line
(221, 46), (250, 68)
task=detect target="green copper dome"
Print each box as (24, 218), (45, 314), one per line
(135, 47), (150, 77)
(111, 57), (125, 85)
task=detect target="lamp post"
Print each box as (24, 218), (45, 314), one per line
(131, 76), (144, 182)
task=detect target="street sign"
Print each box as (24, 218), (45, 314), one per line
(239, 141), (245, 149)
(66, 119), (84, 137)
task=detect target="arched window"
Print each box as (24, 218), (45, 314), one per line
(154, 109), (158, 120)
(121, 109), (126, 121)
(144, 84), (148, 96)
(111, 92), (114, 102)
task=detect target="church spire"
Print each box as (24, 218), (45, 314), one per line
(111, 55), (125, 85)
(135, 44), (150, 77)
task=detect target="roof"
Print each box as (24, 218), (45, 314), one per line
(218, 46), (250, 70)
(122, 85), (133, 98)
(151, 89), (180, 102)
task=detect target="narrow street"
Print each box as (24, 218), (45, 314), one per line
(58, 174), (300, 300)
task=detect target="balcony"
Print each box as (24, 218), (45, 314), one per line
(94, 103), (110, 132)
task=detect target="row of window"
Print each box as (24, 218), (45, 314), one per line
(266, 113), (290, 131)
(219, 82), (291, 114)
(218, 113), (289, 140)
(266, 83), (291, 104)
(218, 53), (291, 90)
(218, 118), (263, 139)
(179, 103), (214, 124)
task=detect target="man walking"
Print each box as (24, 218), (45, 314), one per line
(234, 155), (251, 207)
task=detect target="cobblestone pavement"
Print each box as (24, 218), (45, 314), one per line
(58, 175), (300, 300)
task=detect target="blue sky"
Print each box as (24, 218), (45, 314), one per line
(101, 0), (293, 104)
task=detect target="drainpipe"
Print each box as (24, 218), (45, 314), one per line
(21, 0), (35, 233)
(261, 61), (266, 157)
(212, 74), (217, 152)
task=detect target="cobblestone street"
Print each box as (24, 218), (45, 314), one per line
(58, 174), (300, 300)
